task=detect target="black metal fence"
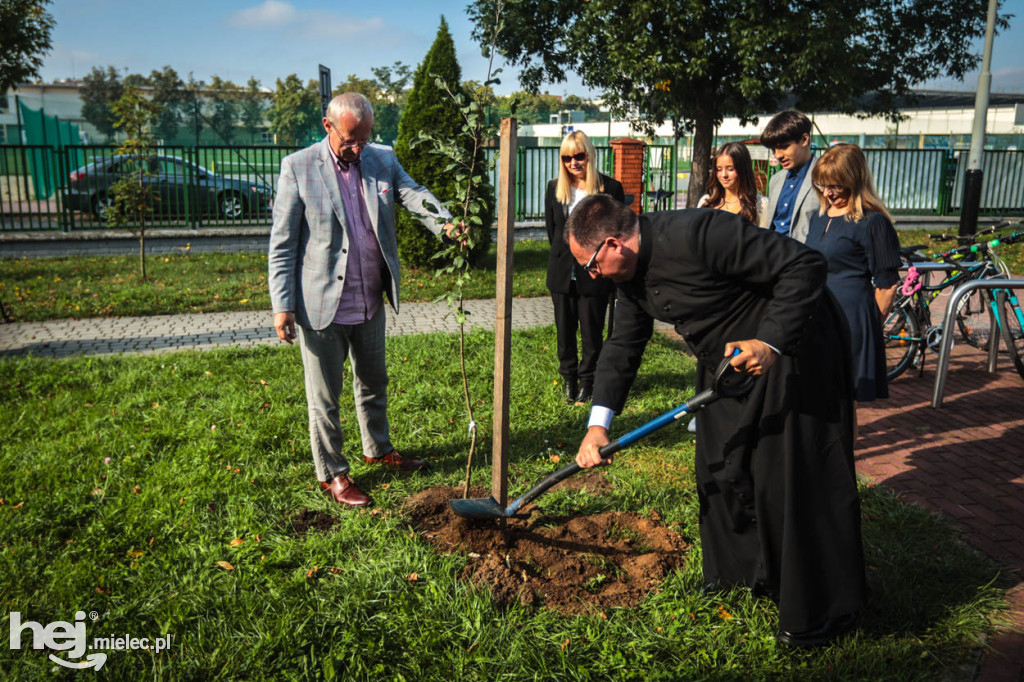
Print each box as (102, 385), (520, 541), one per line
(3, 144), (1022, 232)
(1, 144), (299, 232)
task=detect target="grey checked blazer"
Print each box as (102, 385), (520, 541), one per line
(268, 138), (451, 330)
(766, 155), (819, 243)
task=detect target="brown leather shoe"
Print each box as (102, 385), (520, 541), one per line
(363, 450), (429, 472)
(319, 474), (372, 507)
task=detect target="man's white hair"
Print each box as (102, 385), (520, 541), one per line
(326, 92), (374, 125)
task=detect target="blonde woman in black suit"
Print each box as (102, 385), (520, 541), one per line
(545, 131), (625, 403)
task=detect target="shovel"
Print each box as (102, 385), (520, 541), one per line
(450, 352), (756, 520)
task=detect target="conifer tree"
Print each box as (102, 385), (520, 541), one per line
(394, 16), (494, 267)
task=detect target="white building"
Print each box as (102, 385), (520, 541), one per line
(521, 91), (1024, 151)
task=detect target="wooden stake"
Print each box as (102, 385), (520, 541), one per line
(492, 117), (518, 508)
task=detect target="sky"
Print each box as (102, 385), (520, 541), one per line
(37, 0), (1024, 97)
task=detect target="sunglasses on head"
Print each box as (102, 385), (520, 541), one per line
(561, 152), (587, 163)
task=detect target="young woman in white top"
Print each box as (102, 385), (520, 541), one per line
(697, 142), (770, 228)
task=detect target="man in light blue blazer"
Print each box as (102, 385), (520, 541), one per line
(763, 110), (820, 243)
(268, 93), (456, 507)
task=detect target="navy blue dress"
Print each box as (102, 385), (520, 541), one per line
(806, 210), (901, 401)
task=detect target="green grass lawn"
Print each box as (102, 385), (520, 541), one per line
(0, 240), (552, 322)
(0, 327), (1007, 679)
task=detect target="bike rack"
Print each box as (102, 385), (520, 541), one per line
(932, 278), (1024, 408)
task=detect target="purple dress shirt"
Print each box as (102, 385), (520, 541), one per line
(327, 143), (386, 325)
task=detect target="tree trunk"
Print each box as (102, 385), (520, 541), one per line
(687, 109), (715, 209)
(139, 228), (147, 280)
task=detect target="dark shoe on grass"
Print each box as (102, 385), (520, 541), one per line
(574, 381), (593, 404)
(320, 474), (372, 507)
(363, 450), (429, 472)
(563, 377), (578, 404)
(776, 613), (857, 647)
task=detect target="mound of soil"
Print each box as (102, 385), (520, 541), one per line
(404, 483), (690, 614)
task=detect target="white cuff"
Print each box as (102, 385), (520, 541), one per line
(588, 405), (615, 430)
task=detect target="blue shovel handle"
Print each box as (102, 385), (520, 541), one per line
(504, 353), (743, 516)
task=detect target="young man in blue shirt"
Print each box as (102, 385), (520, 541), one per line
(763, 110), (819, 243)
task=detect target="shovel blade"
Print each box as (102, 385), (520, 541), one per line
(449, 496), (509, 519)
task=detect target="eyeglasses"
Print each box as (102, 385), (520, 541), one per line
(561, 152), (587, 164)
(814, 183), (848, 194)
(329, 123), (369, 150)
(582, 240), (605, 274)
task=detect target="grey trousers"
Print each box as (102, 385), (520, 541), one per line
(297, 306), (392, 481)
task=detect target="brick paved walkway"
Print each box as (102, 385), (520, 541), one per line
(0, 298), (1020, 677)
(858, 344), (1024, 681)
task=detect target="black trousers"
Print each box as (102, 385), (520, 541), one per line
(551, 284), (609, 384)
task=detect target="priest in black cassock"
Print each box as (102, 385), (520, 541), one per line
(566, 193), (867, 647)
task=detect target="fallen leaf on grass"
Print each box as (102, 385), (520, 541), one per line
(255, 534), (261, 543)
(717, 606), (733, 621)
(259, 379), (268, 386)
(129, 550), (144, 558)
(561, 638), (570, 651)
(330, 567), (341, 575)
(216, 561), (234, 571)
(549, 454), (560, 463)
(204, 371), (213, 376)
(229, 538), (245, 547)
(13, 501), (25, 509)
(406, 573), (419, 583)
(307, 567), (318, 578)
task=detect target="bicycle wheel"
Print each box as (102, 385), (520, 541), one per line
(998, 290), (1024, 380)
(883, 305), (920, 381)
(956, 288), (994, 350)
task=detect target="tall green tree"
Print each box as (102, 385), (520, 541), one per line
(394, 16), (493, 267)
(240, 76), (268, 144)
(206, 75), (240, 144)
(80, 66), (124, 142)
(182, 73), (206, 144)
(267, 73), (319, 145)
(371, 61), (412, 145)
(470, 0), (1007, 205)
(149, 66), (186, 142)
(0, 0), (55, 92)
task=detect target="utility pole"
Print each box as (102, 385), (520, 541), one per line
(959, 0), (999, 237)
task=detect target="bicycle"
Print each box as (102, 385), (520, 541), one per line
(937, 226), (1024, 382)
(883, 223), (1016, 380)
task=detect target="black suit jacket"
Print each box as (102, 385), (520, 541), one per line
(545, 174), (625, 296)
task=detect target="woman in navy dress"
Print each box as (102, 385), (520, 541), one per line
(806, 144), (901, 403)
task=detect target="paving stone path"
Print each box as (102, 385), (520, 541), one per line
(0, 297), (673, 358)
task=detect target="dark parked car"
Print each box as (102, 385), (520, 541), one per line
(67, 154), (274, 222)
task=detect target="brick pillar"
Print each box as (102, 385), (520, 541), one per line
(610, 137), (646, 212)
